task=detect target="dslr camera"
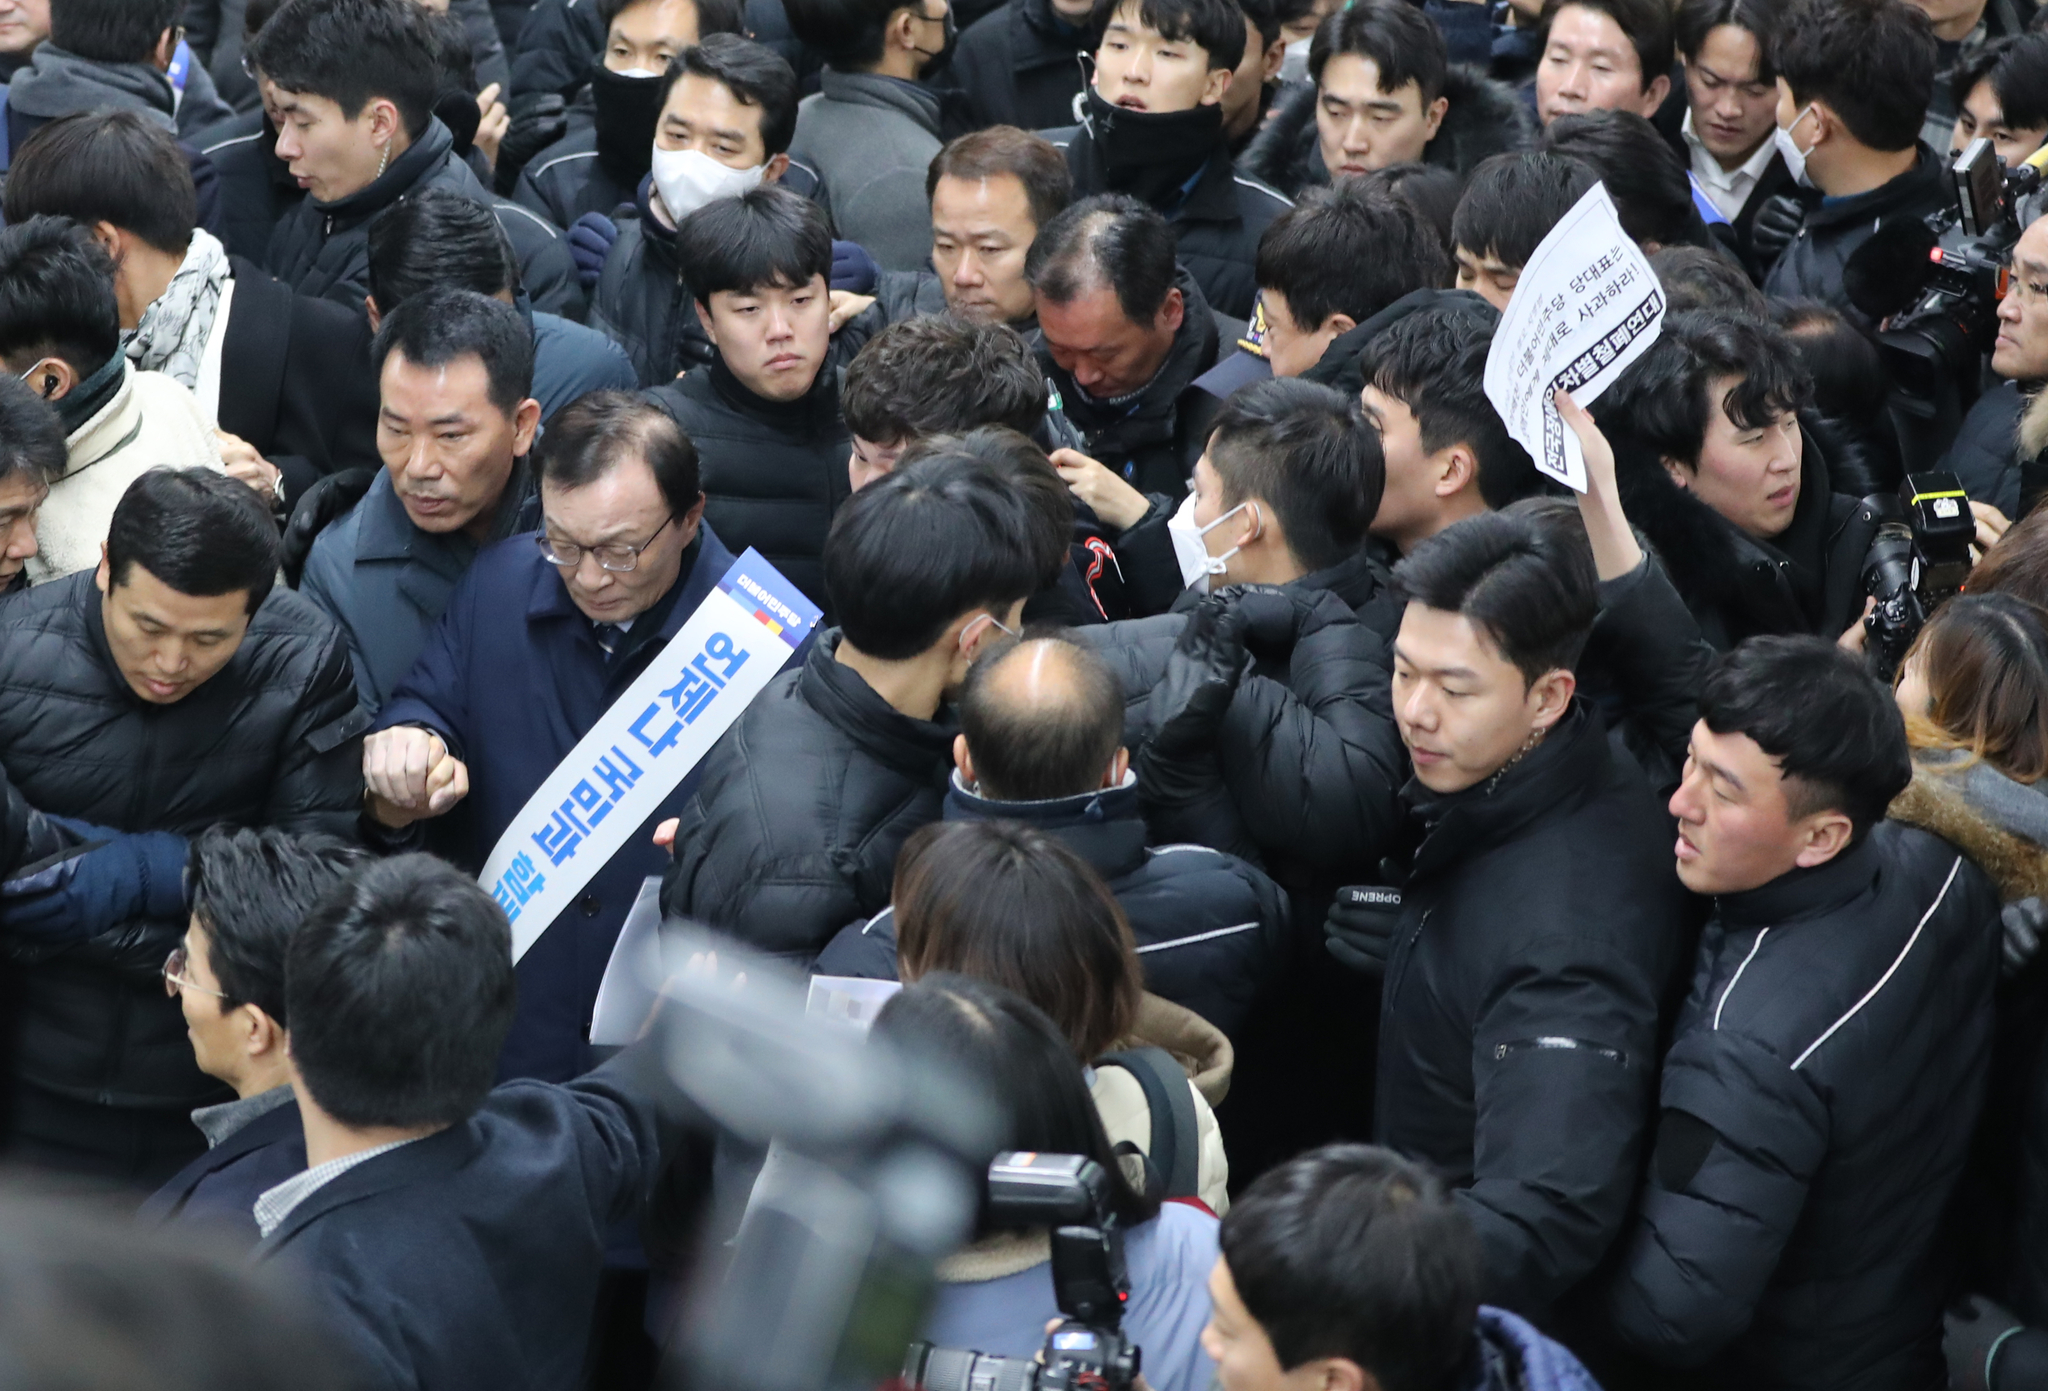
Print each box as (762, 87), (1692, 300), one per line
(1862, 470), (1976, 681)
(902, 1153), (1139, 1391)
(1878, 139), (2044, 456)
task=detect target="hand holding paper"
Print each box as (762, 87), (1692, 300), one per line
(1553, 388), (1643, 581)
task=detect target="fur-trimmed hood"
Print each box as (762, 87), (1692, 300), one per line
(1890, 759), (2048, 904)
(1240, 65), (1535, 196)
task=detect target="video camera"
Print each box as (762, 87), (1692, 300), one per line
(1868, 139), (2048, 460)
(902, 1153), (1140, 1391)
(1861, 470), (1976, 681)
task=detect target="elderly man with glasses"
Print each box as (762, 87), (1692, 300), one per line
(360, 389), (731, 1085)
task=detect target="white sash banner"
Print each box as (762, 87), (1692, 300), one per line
(1482, 182), (1665, 492)
(482, 548), (822, 962)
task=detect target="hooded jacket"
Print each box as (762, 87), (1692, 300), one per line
(5, 41), (233, 142)
(1762, 144), (1956, 328)
(1376, 702), (1687, 1323)
(939, 0), (1090, 132)
(1037, 265), (1225, 498)
(661, 632), (954, 963)
(1045, 113), (1292, 321)
(1605, 823), (1999, 1390)
(789, 69), (944, 272)
(1239, 66), (1536, 198)
(0, 571), (366, 1119)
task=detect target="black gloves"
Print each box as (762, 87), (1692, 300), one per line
(1144, 592), (1250, 757)
(494, 91), (570, 194)
(1325, 885), (1403, 975)
(1749, 194), (1807, 270)
(280, 467), (378, 587)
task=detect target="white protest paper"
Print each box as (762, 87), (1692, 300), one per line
(588, 877), (668, 1046)
(479, 548), (822, 963)
(804, 975), (903, 1035)
(1482, 183), (1665, 492)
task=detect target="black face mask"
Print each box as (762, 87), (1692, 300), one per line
(591, 65), (665, 185)
(910, 2), (959, 76)
(1080, 88), (1222, 209)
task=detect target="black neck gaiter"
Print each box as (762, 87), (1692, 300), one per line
(591, 66), (664, 186)
(1077, 88), (1222, 209)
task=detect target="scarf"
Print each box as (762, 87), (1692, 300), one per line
(123, 229), (231, 391)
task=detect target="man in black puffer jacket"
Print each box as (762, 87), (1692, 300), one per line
(816, 636), (1291, 1039)
(1239, 0), (1533, 198)
(1324, 508), (1687, 1328)
(939, 0), (1093, 132)
(1604, 638), (1999, 1391)
(0, 470), (365, 1188)
(662, 451), (1043, 964)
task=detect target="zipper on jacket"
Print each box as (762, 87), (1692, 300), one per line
(1492, 1036), (1627, 1067)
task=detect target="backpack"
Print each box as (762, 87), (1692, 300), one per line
(1095, 1045), (1202, 1203)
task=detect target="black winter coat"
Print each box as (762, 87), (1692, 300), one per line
(644, 356), (851, 612)
(1376, 703), (1688, 1322)
(1038, 266), (1226, 497)
(0, 574), (367, 1113)
(939, 0), (1090, 132)
(661, 633), (954, 962)
(1762, 145), (1954, 328)
(1074, 571), (1406, 906)
(815, 773), (1292, 1038)
(199, 111), (298, 263)
(1605, 825), (1999, 1390)
(511, 123), (632, 231)
(1942, 379), (2029, 519)
(1240, 65), (1535, 198)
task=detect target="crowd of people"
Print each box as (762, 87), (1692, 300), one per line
(5, 0), (2048, 1386)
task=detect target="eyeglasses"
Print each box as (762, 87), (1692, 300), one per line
(537, 514), (675, 572)
(163, 945), (224, 1000)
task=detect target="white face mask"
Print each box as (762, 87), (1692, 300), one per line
(649, 146), (766, 223)
(1775, 104), (1818, 189)
(1167, 491), (1252, 594)
(1280, 35), (1312, 83)
(614, 66), (661, 78)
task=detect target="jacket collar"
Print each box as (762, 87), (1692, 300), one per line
(1299, 541), (1392, 612)
(796, 632), (958, 776)
(1301, 288), (1498, 398)
(7, 44), (176, 125)
(816, 68), (942, 136)
(254, 1118), (483, 1255)
(1404, 701), (1609, 879)
(1805, 142), (1949, 231)
(1716, 832), (1880, 929)
(311, 117), (457, 220)
(943, 769), (1150, 879)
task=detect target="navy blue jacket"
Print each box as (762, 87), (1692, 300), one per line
(255, 1044), (681, 1391)
(138, 1097), (306, 1243)
(377, 524), (737, 1083)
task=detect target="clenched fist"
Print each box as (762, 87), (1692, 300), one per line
(364, 726), (469, 828)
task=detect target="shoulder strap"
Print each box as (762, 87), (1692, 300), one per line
(1096, 1045), (1201, 1200)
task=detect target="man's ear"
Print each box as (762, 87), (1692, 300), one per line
(367, 97), (404, 149)
(1317, 311), (1357, 342)
(694, 299), (719, 347)
(1639, 71), (1672, 118)
(1201, 65), (1234, 106)
(1106, 745), (1131, 787)
(1661, 455), (1694, 491)
(1422, 94), (1449, 142)
(94, 543), (111, 597)
(152, 26), (177, 71)
(512, 398), (542, 455)
(1301, 1355), (1376, 1391)
(764, 151), (791, 183)
(246, 1005), (288, 1060)
(954, 733), (974, 781)
(24, 357), (78, 402)
(90, 221), (126, 263)
(1435, 444), (1478, 499)
(1157, 286), (1186, 336)
(1259, 36), (1286, 84)
(1791, 808), (1856, 869)
(886, 3), (920, 51)
(364, 295), (383, 331)
(1528, 666), (1577, 730)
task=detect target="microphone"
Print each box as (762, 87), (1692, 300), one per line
(1842, 217), (1942, 325)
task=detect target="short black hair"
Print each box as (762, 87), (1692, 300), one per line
(371, 287), (535, 416)
(106, 468), (282, 613)
(600, 0), (747, 34)
(1240, 0), (1281, 51)
(782, 0), (917, 70)
(1256, 182), (1450, 334)
(366, 189), (518, 310)
(899, 426), (1073, 588)
(1595, 309), (1811, 474)
(1089, 0), (1247, 70)
(1952, 32), (2048, 133)
(1451, 152), (1598, 269)
(1207, 377), (1384, 573)
(190, 828), (370, 1026)
(1026, 193), (1180, 328)
(0, 373), (68, 492)
(1770, 0), (1934, 153)
(1356, 163), (1462, 268)
(843, 317), (1047, 446)
(1771, 299), (1888, 432)
(1221, 1145), (1482, 1391)
(1674, 0), (1777, 80)
(1651, 244), (1769, 317)
(1541, 111), (1694, 248)
(960, 637), (1126, 801)
(676, 183), (831, 302)
(1699, 635), (1911, 834)
(285, 854), (517, 1130)
(1539, 0), (1674, 90)
(1393, 508), (1598, 683)
(538, 390), (702, 518)
(4, 112), (196, 258)
(49, 0), (181, 62)
(247, 0), (443, 140)
(1308, 0), (1448, 104)
(660, 35), (801, 159)
(824, 450), (1044, 659)
(1360, 303), (1538, 511)
(0, 216), (120, 378)
(928, 127), (1074, 232)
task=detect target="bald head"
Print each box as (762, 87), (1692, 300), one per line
(958, 637), (1126, 801)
